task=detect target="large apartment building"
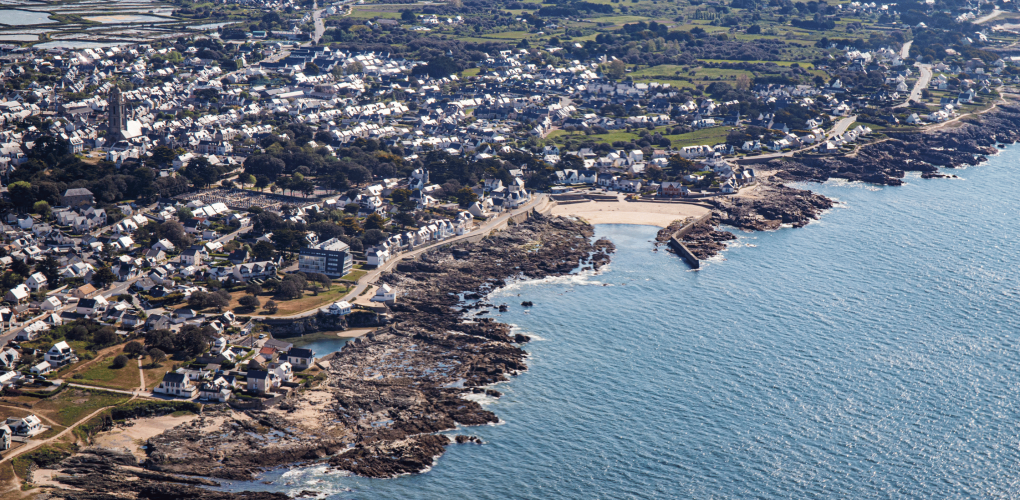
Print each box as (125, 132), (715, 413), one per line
(298, 238), (354, 278)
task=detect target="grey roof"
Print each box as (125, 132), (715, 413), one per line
(63, 188), (94, 196)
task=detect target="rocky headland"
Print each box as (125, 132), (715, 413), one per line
(36, 106), (1020, 498)
(39, 215), (613, 499)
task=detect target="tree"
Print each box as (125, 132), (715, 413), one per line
(32, 201), (51, 219)
(112, 354), (129, 369)
(391, 188), (412, 204)
(278, 279), (302, 299)
(456, 187), (478, 207)
(363, 228), (386, 246)
(395, 211), (416, 229)
(178, 325), (215, 357)
(241, 174), (257, 187)
(124, 341), (145, 356)
(177, 206), (194, 220)
(151, 145), (177, 167)
(239, 294), (261, 310)
(68, 325), (90, 341)
(364, 213), (387, 230)
(244, 155), (286, 181)
(604, 59), (626, 80)
(253, 240), (276, 260)
(93, 327), (117, 347)
(148, 348), (167, 367)
(8, 181), (33, 208)
(35, 255), (60, 286)
(265, 300), (279, 314)
(92, 267), (117, 289)
(246, 283), (263, 296)
(412, 56), (459, 79)
(400, 9), (416, 22)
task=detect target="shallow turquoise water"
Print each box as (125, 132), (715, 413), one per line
(224, 146), (1020, 498)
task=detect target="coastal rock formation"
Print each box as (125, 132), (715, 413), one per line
(709, 182), (834, 231)
(49, 215), (611, 492)
(318, 216), (612, 477)
(771, 105), (1020, 185)
(680, 223), (737, 260)
(45, 447), (288, 500)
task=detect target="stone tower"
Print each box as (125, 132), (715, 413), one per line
(108, 86), (125, 141)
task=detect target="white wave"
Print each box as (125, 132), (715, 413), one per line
(461, 391), (500, 406)
(486, 267), (607, 298)
(822, 178), (884, 191)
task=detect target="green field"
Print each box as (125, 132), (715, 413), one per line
(73, 350), (140, 391)
(550, 125), (733, 148)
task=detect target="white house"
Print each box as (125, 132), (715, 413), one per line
(40, 296), (62, 311)
(370, 284), (397, 304)
(25, 273), (48, 292)
(6, 415), (42, 436)
(328, 300), (352, 316)
(154, 372), (198, 398)
(286, 348), (314, 370)
(30, 361), (52, 375)
(44, 341), (77, 368)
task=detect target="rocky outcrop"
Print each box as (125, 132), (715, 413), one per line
(709, 182), (834, 231)
(771, 105), (1020, 185)
(680, 223), (737, 259)
(47, 447), (288, 500)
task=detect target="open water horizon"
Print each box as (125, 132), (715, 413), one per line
(223, 145), (1020, 499)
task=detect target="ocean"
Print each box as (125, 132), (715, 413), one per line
(223, 146), (1020, 499)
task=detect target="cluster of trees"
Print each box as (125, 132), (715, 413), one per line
(135, 220), (195, 252)
(145, 324), (217, 358)
(188, 289), (232, 311)
(5, 136), (163, 210)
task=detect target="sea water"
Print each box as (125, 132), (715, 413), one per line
(222, 146), (1020, 498)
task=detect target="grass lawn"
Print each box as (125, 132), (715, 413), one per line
(461, 67), (480, 77)
(224, 284), (352, 317)
(72, 349), (140, 391)
(141, 358), (172, 391)
(33, 388), (130, 427)
(341, 269), (368, 282)
(551, 125), (733, 148)
(479, 30), (532, 39)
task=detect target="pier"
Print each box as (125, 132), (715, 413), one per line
(668, 213), (711, 269)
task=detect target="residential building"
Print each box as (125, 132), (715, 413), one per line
(44, 341), (77, 368)
(298, 238), (353, 278)
(286, 348), (314, 370)
(154, 372), (198, 398)
(6, 415), (42, 436)
(246, 369), (279, 395)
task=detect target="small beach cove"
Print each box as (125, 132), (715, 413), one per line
(219, 144), (1020, 499)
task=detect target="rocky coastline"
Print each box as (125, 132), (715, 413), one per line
(769, 104), (1020, 186)
(40, 215), (613, 499)
(35, 106), (1020, 499)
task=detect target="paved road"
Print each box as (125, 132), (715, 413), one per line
(899, 40), (912, 59)
(276, 194), (552, 319)
(975, 7), (1002, 24)
(740, 115), (858, 162)
(895, 63), (932, 109)
(312, 5), (326, 43)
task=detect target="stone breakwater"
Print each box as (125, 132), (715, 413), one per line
(42, 216), (613, 498)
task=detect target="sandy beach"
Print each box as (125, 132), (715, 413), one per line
(551, 200), (711, 227)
